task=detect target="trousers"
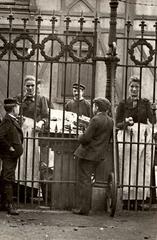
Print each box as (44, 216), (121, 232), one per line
(1, 180), (14, 205)
(76, 158), (99, 213)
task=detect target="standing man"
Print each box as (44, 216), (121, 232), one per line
(65, 83), (91, 117)
(0, 98), (23, 215)
(73, 97), (113, 215)
(16, 75), (49, 202)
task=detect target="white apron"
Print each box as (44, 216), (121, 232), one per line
(117, 123), (155, 200)
(16, 117), (40, 189)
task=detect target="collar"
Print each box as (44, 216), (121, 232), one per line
(8, 113), (16, 119)
(129, 96), (139, 101)
(23, 95), (35, 102)
(73, 97), (84, 101)
(8, 113), (18, 121)
(96, 111), (107, 116)
(126, 97), (139, 109)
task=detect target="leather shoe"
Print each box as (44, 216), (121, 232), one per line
(72, 208), (89, 216)
(7, 204), (19, 215)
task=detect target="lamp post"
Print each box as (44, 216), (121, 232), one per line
(105, 0), (119, 101)
(104, 0), (120, 216)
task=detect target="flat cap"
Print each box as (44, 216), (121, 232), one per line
(24, 75), (35, 83)
(4, 98), (19, 107)
(73, 83), (85, 90)
(93, 97), (111, 112)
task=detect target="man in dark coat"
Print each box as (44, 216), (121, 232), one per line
(0, 98), (23, 215)
(65, 83), (91, 117)
(73, 97), (113, 215)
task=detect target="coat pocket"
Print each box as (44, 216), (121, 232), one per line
(12, 144), (23, 158)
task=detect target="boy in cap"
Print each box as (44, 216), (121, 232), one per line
(65, 82), (91, 117)
(0, 98), (23, 215)
(73, 97), (113, 215)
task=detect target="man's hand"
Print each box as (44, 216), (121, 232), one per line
(9, 146), (15, 152)
(36, 120), (44, 130)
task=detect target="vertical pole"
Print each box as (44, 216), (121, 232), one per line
(104, 0), (120, 213)
(105, 0), (119, 101)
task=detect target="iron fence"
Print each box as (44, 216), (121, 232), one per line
(0, 13), (99, 210)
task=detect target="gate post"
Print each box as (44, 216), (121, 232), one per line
(92, 0), (120, 213)
(104, 0), (121, 212)
(105, 0), (119, 101)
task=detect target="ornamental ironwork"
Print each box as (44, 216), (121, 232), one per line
(69, 36), (93, 62)
(12, 34), (35, 60)
(0, 33), (94, 62)
(0, 34), (8, 59)
(40, 35), (65, 62)
(128, 39), (154, 66)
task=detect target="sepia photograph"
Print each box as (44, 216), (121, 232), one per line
(0, 0), (156, 239)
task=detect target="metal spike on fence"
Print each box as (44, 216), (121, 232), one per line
(130, 128), (133, 136)
(78, 11), (85, 32)
(55, 124), (58, 134)
(144, 128), (148, 137)
(64, 12), (71, 32)
(125, 19), (132, 34)
(139, 18), (147, 35)
(69, 125), (72, 137)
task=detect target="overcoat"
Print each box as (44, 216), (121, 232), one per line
(0, 114), (23, 158)
(0, 113), (23, 181)
(74, 112), (113, 161)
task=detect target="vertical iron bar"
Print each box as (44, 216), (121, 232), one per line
(76, 12), (86, 136)
(121, 20), (132, 204)
(128, 129), (133, 210)
(149, 21), (157, 207)
(30, 14), (43, 205)
(142, 130), (147, 209)
(135, 19), (146, 211)
(92, 13), (99, 114)
(47, 11), (57, 207)
(124, 20), (132, 101)
(24, 132), (29, 204)
(62, 13), (71, 136)
(7, 13), (14, 97)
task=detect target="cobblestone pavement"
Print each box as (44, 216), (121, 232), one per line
(0, 209), (156, 240)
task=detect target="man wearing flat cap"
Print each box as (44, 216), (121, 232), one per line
(65, 82), (91, 117)
(0, 98), (23, 215)
(73, 97), (113, 215)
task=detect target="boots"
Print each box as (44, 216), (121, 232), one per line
(2, 181), (19, 215)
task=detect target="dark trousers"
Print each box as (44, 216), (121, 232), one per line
(0, 156), (17, 206)
(1, 180), (14, 205)
(76, 158), (99, 213)
(1, 156), (17, 182)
